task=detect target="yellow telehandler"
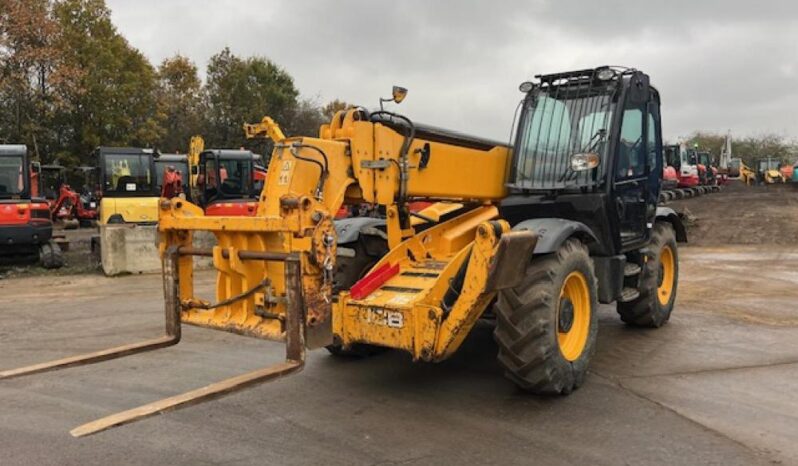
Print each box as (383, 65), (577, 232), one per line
(1, 66), (685, 437)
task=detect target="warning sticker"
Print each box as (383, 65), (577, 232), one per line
(278, 160), (293, 186)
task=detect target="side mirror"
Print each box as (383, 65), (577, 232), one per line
(380, 85), (408, 110)
(628, 71), (650, 104)
(392, 86), (408, 104)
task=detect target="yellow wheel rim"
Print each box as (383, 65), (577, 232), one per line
(657, 245), (675, 306)
(557, 271), (591, 362)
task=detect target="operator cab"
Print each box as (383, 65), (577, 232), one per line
(197, 149), (264, 216)
(94, 147), (159, 224)
(40, 164), (71, 203)
(0, 145), (55, 260)
(664, 145), (681, 171)
(502, 66), (662, 254)
(96, 147), (157, 198)
(0, 145), (30, 200)
(154, 153), (190, 201)
(758, 157), (780, 172)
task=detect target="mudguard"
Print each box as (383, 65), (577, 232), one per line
(512, 218), (598, 254)
(655, 206), (687, 243)
(334, 217), (386, 244)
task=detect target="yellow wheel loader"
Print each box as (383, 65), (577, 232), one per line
(757, 157), (786, 184)
(1, 66), (686, 437)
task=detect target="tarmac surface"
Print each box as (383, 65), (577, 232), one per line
(0, 246), (796, 465)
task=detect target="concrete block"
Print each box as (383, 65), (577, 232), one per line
(100, 224), (160, 276)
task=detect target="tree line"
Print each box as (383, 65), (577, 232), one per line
(0, 0), (348, 167)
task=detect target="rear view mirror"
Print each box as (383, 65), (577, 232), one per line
(628, 71), (650, 104)
(392, 86), (408, 104)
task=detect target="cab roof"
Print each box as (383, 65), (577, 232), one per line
(0, 144), (27, 156)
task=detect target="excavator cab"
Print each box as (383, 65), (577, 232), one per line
(154, 153), (190, 201)
(0, 145), (62, 267)
(95, 147), (159, 224)
(697, 152), (716, 185)
(197, 149), (261, 216)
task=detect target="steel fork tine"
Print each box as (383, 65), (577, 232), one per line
(0, 247), (182, 380)
(69, 255), (306, 437)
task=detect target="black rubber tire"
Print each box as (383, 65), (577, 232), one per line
(331, 236), (385, 294)
(39, 241), (65, 269)
(617, 223), (678, 327)
(493, 239), (599, 395)
(326, 234), (389, 358)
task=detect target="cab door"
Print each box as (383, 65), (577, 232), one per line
(613, 99), (648, 245)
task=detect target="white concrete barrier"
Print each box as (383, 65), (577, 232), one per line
(100, 224), (217, 276)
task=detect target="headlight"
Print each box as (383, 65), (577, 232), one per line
(570, 153), (600, 171)
(597, 68), (615, 81)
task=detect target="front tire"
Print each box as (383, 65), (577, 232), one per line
(494, 239), (599, 395)
(617, 223), (678, 327)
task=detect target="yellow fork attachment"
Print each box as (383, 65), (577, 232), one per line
(0, 246), (306, 437)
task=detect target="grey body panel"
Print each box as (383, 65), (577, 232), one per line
(655, 206), (687, 243)
(512, 218), (598, 254)
(334, 217), (386, 244)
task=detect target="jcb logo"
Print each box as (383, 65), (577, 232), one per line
(362, 308), (404, 329)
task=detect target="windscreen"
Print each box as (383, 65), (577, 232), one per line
(155, 161), (188, 190)
(664, 146), (680, 168)
(103, 153), (153, 194)
(204, 157), (253, 198)
(511, 83), (615, 190)
(0, 156), (25, 196)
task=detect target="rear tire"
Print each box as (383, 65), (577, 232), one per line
(326, 234), (389, 358)
(617, 223), (678, 327)
(494, 239), (599, 395)
(39, 241), (64, 269)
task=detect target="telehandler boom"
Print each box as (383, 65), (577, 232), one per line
(1, 66), (685, 437)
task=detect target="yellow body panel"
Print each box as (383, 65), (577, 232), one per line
(764, 169), (786, 184)
(100, 196), (159, 224)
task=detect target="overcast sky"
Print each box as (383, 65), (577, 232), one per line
(106, 0), (798, 143)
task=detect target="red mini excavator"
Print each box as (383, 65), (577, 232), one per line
(41, 164), (98, 228)
(0, 146), (63, 268)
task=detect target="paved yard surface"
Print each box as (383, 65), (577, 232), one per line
(0, 246), (795, 465)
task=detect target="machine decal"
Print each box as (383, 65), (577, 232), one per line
(277, 160), (293, 186)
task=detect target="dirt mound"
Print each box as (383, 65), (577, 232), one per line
(667, 181), (798, 246)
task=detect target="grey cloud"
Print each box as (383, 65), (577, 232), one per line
(107, 0), (798, 142)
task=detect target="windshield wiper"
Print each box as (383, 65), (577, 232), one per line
(581, 128), (607, 154)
